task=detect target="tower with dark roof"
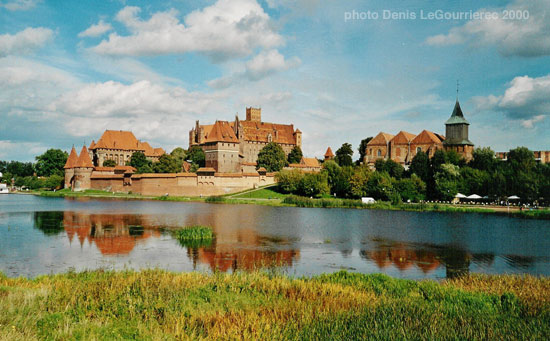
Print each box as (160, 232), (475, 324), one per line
(443, 100), (474, 160)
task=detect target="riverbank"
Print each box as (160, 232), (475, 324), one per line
(0, 270), (548, 340)
(29, 187), (550, 219)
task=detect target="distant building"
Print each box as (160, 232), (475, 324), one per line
(364, 99), (474, 165)
(286, 157), (322, 172)
(324, 147), (334, 161)
(88, 130), (165, 167)
(443, 100), (474, 161)
(496, 150), (550, 164)
(189, 107), (303, 173)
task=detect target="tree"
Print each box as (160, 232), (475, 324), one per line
(287, 146), (303, 164)
(5, 161), (34, 177)
(366, 171), (393, 200)
(349, 166), (371, 198)
(187, 146), (205, 169)
(357, 137), (373, 165)
(410, 151), (430, 183)
(276, 169), (304, 193)
(469, 147), (497, 172)
(257, 142), (287, 172)
(103, 159), (116, 167)
(395, 174), (426, 202)
(129, 151), (152, 174)
(297, 172), (329, 197)
(35, 149), (68, 177)
(507, 147), (536, 174)
(44, 174), (64, 190)
(153, 154), (181, 173)
(170, 147), (187, 166)
(335, 143), (353, 166)
(434, 163), (460, 200)
(374, 159), (404, 179)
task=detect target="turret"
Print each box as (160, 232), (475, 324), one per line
(73, 145), (94, 191)
(63, 146), (78, 189)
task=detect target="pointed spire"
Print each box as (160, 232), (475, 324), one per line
(452, 100), (464, 118)
(64, 146), (79, 169)
(75, 145), (94, 168)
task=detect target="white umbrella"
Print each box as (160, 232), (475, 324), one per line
(455, 193), (466, 198)
(508, 195), (520, 200)
(467, 194), (482, 199)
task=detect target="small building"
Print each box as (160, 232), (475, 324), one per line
(324, 147), (334, 161)
(286, 157), (322, 172)
(364, 132), (394, 165)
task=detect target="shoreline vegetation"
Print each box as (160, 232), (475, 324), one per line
(27, 186), (550, 220)
(0, 269), (548, 339)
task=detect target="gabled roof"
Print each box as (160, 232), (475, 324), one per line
(390, 131), (416, 145)
(89, 140), (96, 150)
(301, 157), (320, 168)
(237, 120), (296, 144)
(64, 146), (78, 169)
(204, 121), (239, 143)
(367, 132), (395, 146)
(324, 147), (334, 158)
(93, 130), (143, 150)
(138, 142), (165, 157)
(75, 146), (94, 168)
(445, 100), (470, 125)
(411, 130), (444, 145)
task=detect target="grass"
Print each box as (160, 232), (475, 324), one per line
(0, 270), (548, 340)
(232, 186), (288, 200)
(172, 226), (214, 248)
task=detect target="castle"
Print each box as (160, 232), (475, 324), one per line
(364, 99), (474, 166)
(189, 107), (302, 173)
(88, 130), (165, 167)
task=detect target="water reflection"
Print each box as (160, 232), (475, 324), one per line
(20, 204), (546, 279)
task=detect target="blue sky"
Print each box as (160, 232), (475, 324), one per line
(1, 0), (549, 161)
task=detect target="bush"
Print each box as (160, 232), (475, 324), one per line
(276, 169), (304, 193)
(298, 172), (329, 198)
(103, 159), (116, 167)
(205, 196), (225, 203)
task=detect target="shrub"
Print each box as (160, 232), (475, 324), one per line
(276, 169), (304, 193)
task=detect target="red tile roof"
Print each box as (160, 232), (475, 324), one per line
(204, 121), (239, 143)
(75, 146), (94, 168)
(390, 131), (416, 145)
(301, 157), (320, 168)
(91, 130), (165, 157)
(324, 147), (334, 158)
(238, 120), (296, 144)
(64, 146), (78, 169)
(367, 132), (395, 146)
(411, 130), (445, 145)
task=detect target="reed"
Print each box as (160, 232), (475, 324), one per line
(0, 270), (548, 340)
(172, 226), (214, 248)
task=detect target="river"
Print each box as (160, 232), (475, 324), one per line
(0, 194), (549, 279)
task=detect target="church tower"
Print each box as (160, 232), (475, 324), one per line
(443, 99), (474, 160)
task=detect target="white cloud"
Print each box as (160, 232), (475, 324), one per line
(426, 0), (550, 57)
(209, 49), (300, 88)
(49, 80), (226, 141)
(0, 140), (46, 159)
(520, 115), (545, 129)
(473, 74), (550, 127)
(78, 20), (113, 38)
(0, 0), (40, 11)
(0, 27), (53, 57)
(90, 0), (283, 61)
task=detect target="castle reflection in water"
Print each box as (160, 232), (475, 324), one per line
(32, 211), (534, 278)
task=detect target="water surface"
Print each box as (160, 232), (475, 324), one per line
(1, 194), (549, 279)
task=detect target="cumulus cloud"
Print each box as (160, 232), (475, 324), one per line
(473, 74), (550, 128)
(0, 0), (40, 11)
(49, 80), (226, 140)
(209, 49), (300, 88)
(90, 0), (283, 61)
(426, 0), (550, 57)
(0, 27), (53, 57)
(78, 19), (112, 38)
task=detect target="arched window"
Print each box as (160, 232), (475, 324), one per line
(377, 149), (382, 157)
(416, 147), (422, 153)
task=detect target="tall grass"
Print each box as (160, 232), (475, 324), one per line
(172, 225), (214, 248)
(205, 195), (226, 203)
(0, 270), (548, 340)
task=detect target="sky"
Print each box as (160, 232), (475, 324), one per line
(0, 0), (549, 162)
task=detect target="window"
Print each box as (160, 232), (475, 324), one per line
(416, 147), (422, 153)
(377, 150), (381, 157)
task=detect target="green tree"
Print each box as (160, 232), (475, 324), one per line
(275, 169), (304, 193)
(349, 166), (371, 198)
(409, 151), (430, 183)
(395, 174), (426, 202)
(434, 163), (460, 200)
(187, 146), (206, 169)
(43, 174), (64, 190)
(257, 142), (287, 172)
(5, 161), (34, 177)
(357, 137), (373, 165)
(287, 146), (303, 164)
(335, 143), (353, 166)
(459, 167), (490, 196)
(374, 159), (404, 179)
(507, 147), (536, 174)
(35, 149), (68, 177)
(103, 159), (116, 167)
(297, 172), (329, 197)
(129, 151), (152, 174)
(469, 147), (497, 172)
(366, 171), (393, 200)
(170, 147), (187, 166)
(153, 154), (181, 173)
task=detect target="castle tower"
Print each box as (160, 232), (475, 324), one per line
(294, 129), (302, 148)
(443, 100), (474, 160)
(324, 147), (334, 161)
(246, 107), (261, 122)
(73, 145), (94, 191)
(63, 146), (78, 189)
